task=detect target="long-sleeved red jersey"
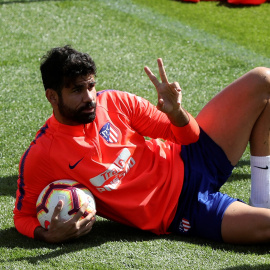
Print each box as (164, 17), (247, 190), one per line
(14, 90), (200, 238)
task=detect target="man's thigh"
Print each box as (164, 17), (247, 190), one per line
(222, 201), (270, 244)
(196, 68), (270, 165)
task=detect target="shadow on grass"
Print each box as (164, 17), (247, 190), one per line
(0, 175), (17, 197)
(236, 159), (250, 167)
(0, 221), (160, 265)
(1, 217), (270, 265)
(223, 159), (251, 182)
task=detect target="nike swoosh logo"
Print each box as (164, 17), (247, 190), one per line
(254, 165), (269, 170)
(69, 157), (84, 169)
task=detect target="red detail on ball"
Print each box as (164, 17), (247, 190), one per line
(45, 220), (50, 229)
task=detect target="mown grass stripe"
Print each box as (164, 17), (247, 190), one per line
(100, 0), (270, 67)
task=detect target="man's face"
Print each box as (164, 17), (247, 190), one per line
(57, 74), (97, 125)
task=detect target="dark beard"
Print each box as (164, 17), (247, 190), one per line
(58, 97), (96, 125)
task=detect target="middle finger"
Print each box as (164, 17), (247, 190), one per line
(157, 58), (169, 84)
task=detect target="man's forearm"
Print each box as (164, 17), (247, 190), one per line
(167, 106), (190, 127)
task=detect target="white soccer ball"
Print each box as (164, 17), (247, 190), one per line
(36, 179), (96, 229)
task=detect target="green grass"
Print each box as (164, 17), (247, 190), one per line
(1, 0), (270, 269)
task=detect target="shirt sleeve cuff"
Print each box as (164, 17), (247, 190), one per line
(14, 215), (41, 239)
(170, 112), (200, 145)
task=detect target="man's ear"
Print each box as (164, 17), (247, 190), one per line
(45, 89), (59, 106)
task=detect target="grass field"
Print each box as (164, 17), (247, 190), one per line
(1, 0), (270, 269)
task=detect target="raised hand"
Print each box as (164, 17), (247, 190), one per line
(144, 58), (189, 127)
(144, 58), (182, 114)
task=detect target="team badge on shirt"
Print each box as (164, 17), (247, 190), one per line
(179, 218), (191, 233)
(99, 122), (119, 143)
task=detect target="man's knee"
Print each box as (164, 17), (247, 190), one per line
(250, 67), (270, 92)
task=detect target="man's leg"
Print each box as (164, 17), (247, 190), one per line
(196, 67), (270, 165)
(196, 67), (270, 243)
(221, 201), (270, 243)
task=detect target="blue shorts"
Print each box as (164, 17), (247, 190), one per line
(169, 128), (238, 242)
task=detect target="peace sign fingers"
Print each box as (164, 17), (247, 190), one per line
(144, 58), (168, 87)
(144, 58), (184, 114)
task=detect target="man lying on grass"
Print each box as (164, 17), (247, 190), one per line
(14, 45), (270, 244)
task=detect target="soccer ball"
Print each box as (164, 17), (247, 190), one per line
(36, 179), (96, 229)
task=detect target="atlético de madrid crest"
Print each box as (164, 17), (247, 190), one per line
(179, 218), (191, 233)
(99, 122), (119, 143)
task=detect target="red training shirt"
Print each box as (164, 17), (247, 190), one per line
(13, 90), (200, 238)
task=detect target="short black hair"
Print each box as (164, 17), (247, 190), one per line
(40, 45), (97, 93)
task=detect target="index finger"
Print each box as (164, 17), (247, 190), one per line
(51, 200), (64, 221)
(144, 66), (160, 88)
(157, 58), (169, 84)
